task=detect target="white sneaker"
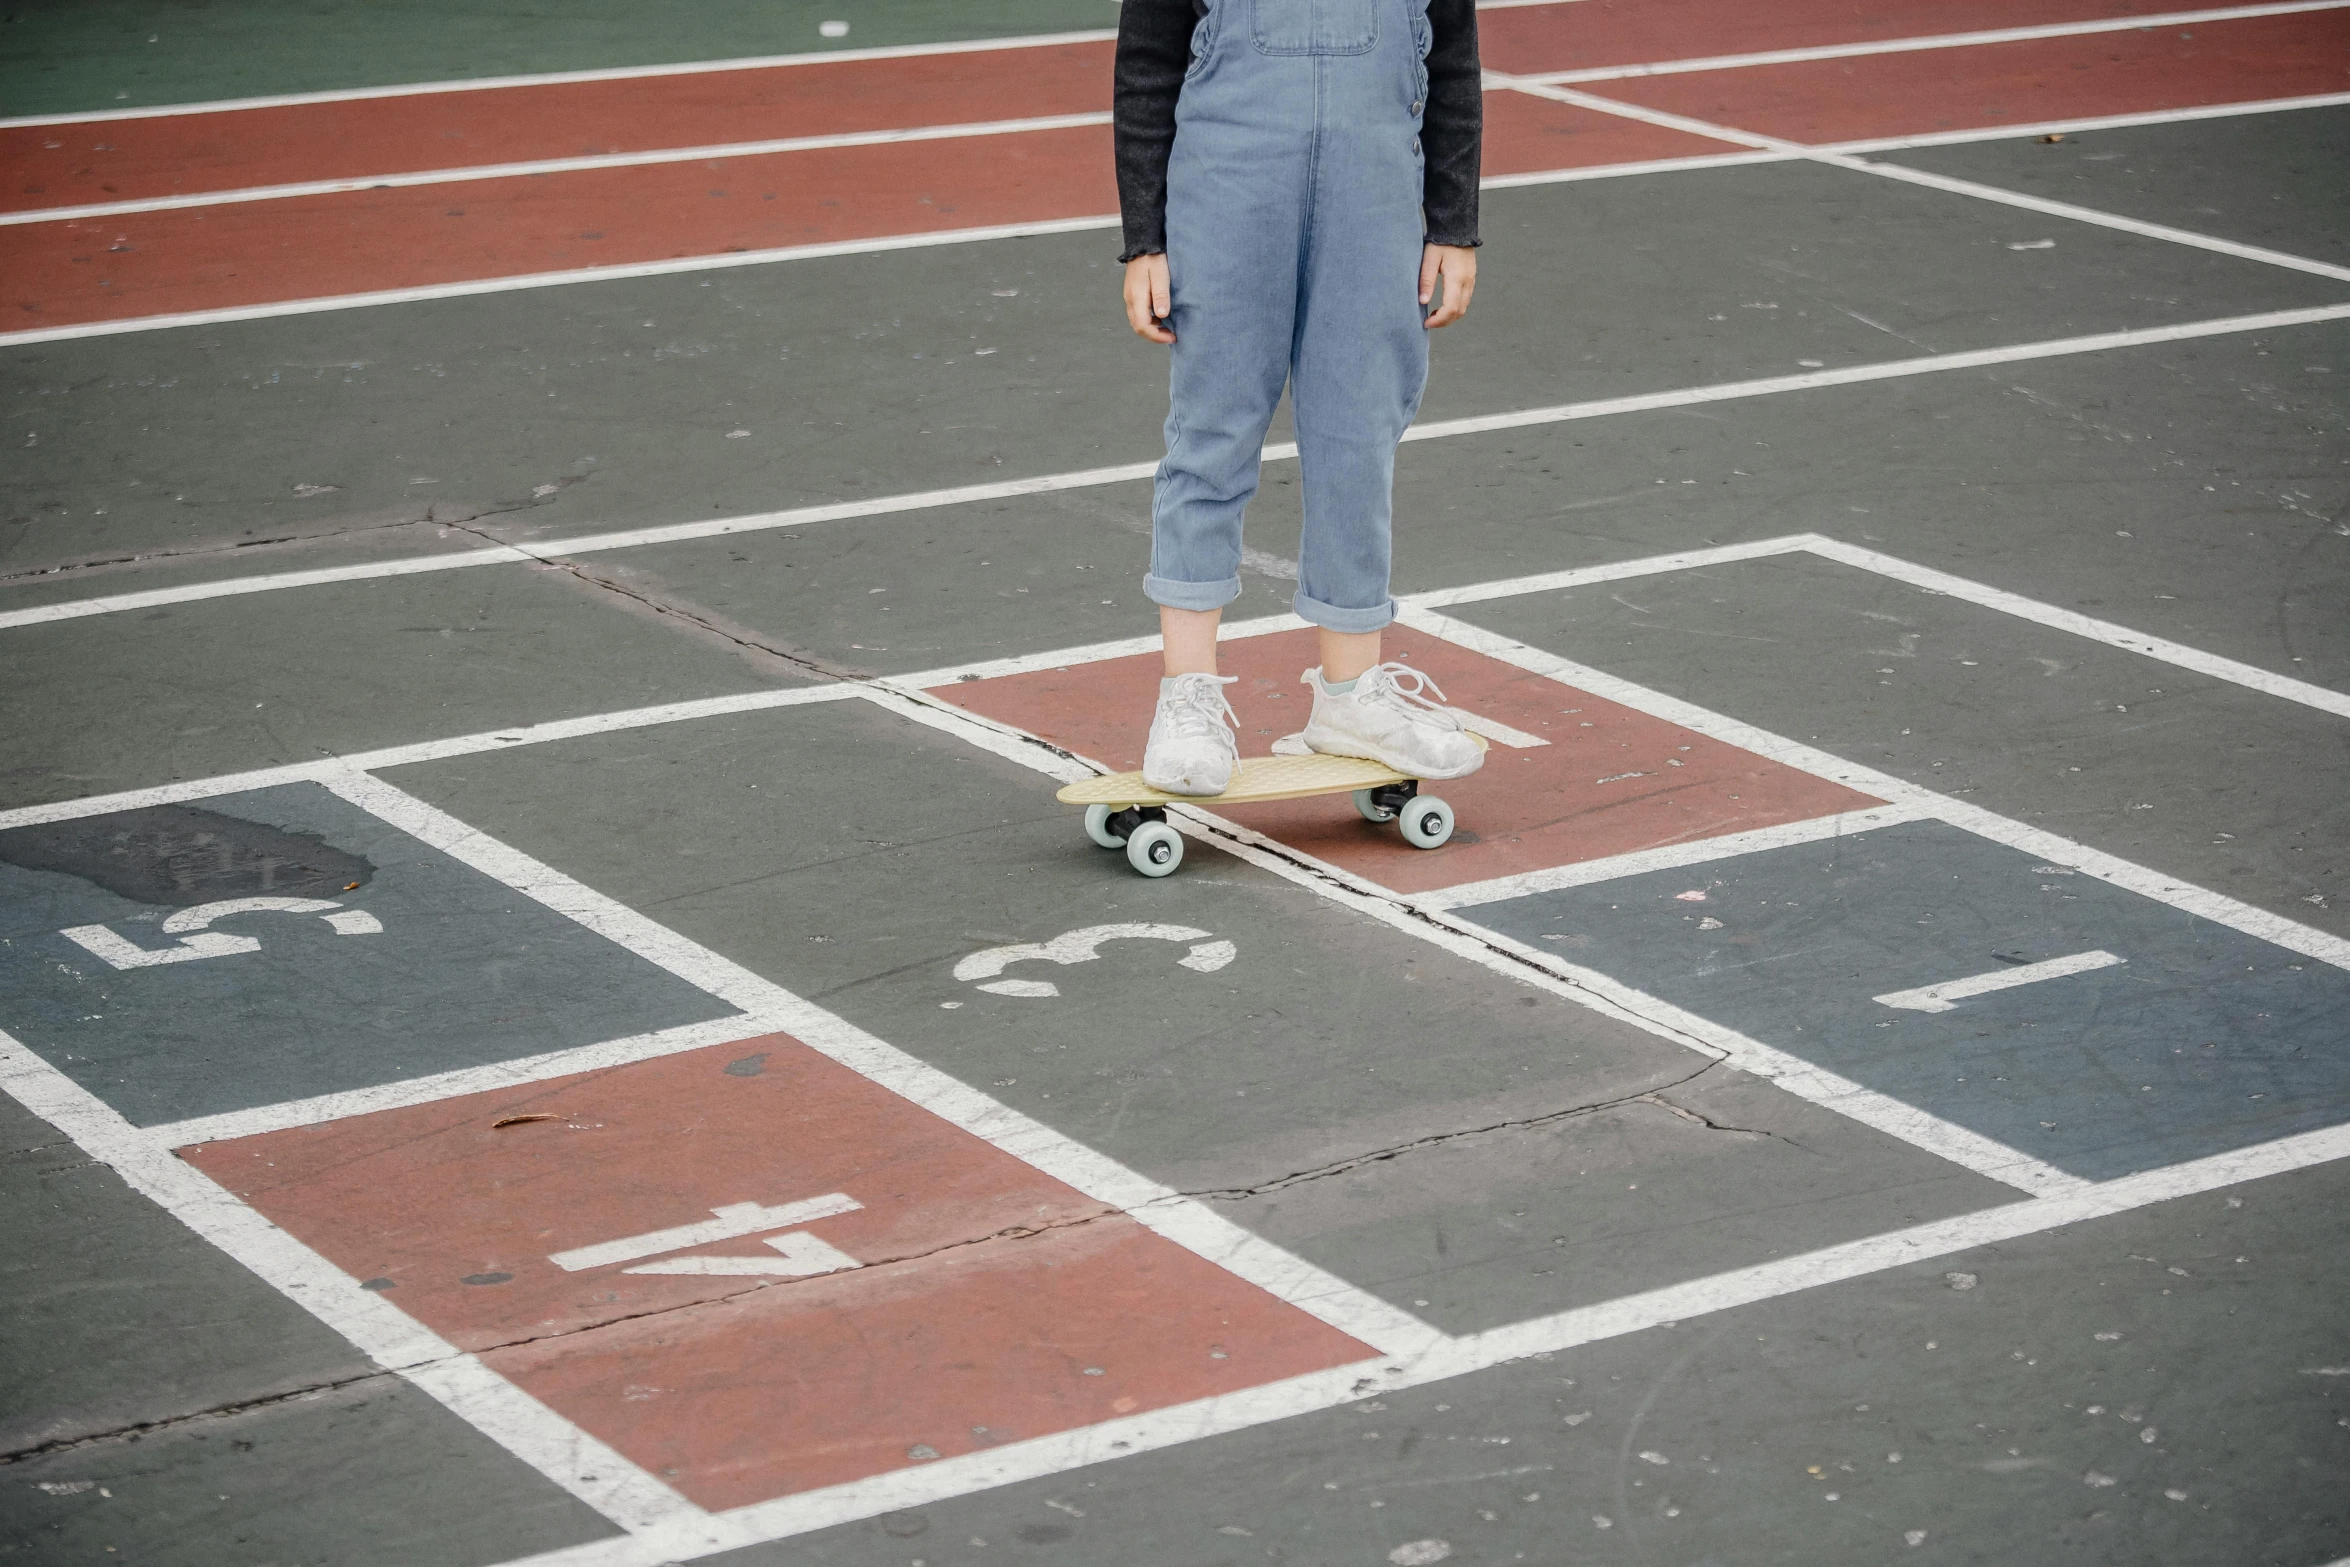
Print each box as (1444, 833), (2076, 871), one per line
(1300, 662), (1485, 779)
(1142, 672), (1240, 795)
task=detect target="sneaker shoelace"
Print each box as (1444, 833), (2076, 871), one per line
(1354, 663), (1467, 731)
(1160, 672), (1239, 744)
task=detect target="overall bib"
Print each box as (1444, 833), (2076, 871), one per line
(1144, 0), (1434, 633)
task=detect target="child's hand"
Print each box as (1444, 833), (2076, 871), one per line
(1420, 244), (1478, 329)
(1124, 254), (1175, 344)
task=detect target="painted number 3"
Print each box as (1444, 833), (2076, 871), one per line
(954, 923), (1237, 998)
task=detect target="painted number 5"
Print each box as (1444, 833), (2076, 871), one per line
(60, 896), (383, 971)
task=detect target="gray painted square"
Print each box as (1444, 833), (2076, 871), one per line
(0, 783), (741, 1126)
(1455, 821), (2350, 1181)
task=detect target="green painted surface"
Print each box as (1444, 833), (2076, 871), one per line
(0, 564), (795, 812)
(1882, 107), (2350, 270)
(0, 0), (1120, 117)
(0, 1093), (369, 1457)
(2, 1375), (616, 1564)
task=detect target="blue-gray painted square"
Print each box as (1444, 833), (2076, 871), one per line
(1455, 821), (2350, 1180)
(0, 784), (742, 1126)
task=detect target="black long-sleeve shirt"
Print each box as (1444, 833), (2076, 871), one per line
(1113, 0), (1482, 261)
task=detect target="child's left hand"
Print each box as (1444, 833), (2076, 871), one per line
(1420, 244), (1478, 329)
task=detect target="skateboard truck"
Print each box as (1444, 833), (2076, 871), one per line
(1057, 743), (1477, 878)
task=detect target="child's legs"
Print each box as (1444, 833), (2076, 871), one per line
(1289, 123), (1430, 641)
(1148, 136), (1303, 625)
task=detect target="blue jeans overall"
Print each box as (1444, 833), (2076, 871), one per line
(1144, 0), (1433, 633)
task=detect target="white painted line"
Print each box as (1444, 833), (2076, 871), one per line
(485, 1117), (2350, 1566)
(311, 768), (1444, 1360)
(1417, 803), (1925, 910)
(1835, 153), (2350, 283)
(0, 683), (861, 832)
(0, 1023), (706, 1536)
(1799, 536), (2350, 721)
(1, 112), (1113, 228)
(1394, 305), (2350, 446)
(150, 1012), (782, 1146)
(1452, 711), (1549, 749)
(1495, 73), (2350, 283)
(19, 302), (2350, 632)
(0, 213), (1124, 350)
(1822, 90), (2350, 153)
(1874, 949), (2128, 1014)
(1480, 149), (1795, 189)
(1521, 2), (2350, 86)
(891, 611), (1311, 690)
(1450, 1115), (2350, 1371)
(1399, 606), (2350, 976)
(1404, 537), (1818, 608)
(1411, 537), (2350, 723)
(550, 1193), (862, 1272)
(0, 30), (1122, 128)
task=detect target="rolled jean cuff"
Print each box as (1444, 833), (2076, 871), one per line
(1292, 589), (1396, 633)
(1144, 572), (1244, 612)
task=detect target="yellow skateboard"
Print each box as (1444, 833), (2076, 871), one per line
(1056, 737), (1483, 877)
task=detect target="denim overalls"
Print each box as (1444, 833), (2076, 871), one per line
(1143, 0), (1434, 633)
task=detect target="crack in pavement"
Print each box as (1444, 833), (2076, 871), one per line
(0, 486), (583, 588)
(1640, 1090), (1817, 1154)
(0, 1369), (395, 1468)
(1178, 1061), (1778, 1202)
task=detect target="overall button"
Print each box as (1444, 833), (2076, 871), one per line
(1410, 100), (1423, 113)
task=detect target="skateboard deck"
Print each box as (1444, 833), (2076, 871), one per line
(1057, 750), (1407, 808)
(1055, 733), (1484, 808)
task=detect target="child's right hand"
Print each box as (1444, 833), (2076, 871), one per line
(1123, 254), (1175, 345)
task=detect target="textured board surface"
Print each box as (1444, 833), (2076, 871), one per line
(1057, 750), (1411, 808)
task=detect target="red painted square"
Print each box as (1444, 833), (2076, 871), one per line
(1587, 12), (2350, 146)
(1482, 90), (1750, 179)
(180, 1038), (1373, 1510)
(938, 626), (1880, 895)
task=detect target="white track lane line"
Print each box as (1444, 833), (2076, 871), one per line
(312, 768), (1445, 1361)
(1822, 90), (2350, 153)
(0, 1024), (708, 1537)
(1522, 1), (2350, 85)
(0, 31), (1123, 128)
(1491, 75), (2350, 284)
(13, 300), (2350, 623)
(8, 87), (2342, 350)
(3, 112), (1114, 228)
(0, 212), (1125, 350)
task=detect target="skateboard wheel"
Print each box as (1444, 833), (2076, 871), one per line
(1084, 803), (1128, 848)
(1352, 787), (1397, 823)
(1398, 795), (1454, 849)
(1125, 821), (1184, 877)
